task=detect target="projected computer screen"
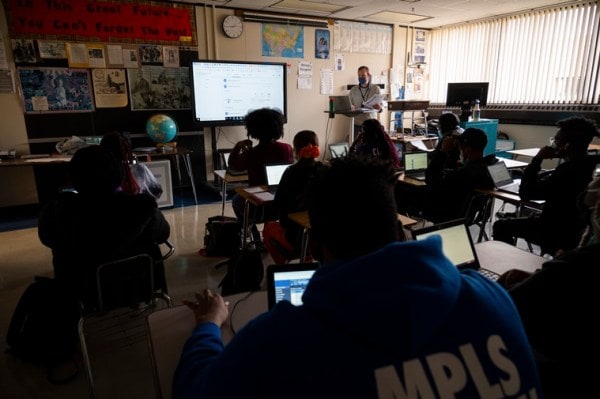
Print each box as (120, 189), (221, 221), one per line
(190, 60), (287, 127)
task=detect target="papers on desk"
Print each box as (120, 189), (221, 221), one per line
(409, 139), (434, 152)
(24, 156), (71, 163)
(133, 147), (158, 152)
(243, 186), (274, 202)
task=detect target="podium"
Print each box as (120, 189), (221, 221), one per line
(325, 109), (374, 145)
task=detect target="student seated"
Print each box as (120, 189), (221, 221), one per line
(173, 157), (542, 399)
(349, 118), (400, 169)
(38, 145), (171, 308)
(422, 127), (497, 223)
(262, 130), (324, 264)
(497, 174), (600, 399)
(434, 112), (464, 169)
(227, 108), (294, 243)
(493, 116), (600, 256)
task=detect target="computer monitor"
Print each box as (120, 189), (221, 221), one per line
(445, 82), (489, 108)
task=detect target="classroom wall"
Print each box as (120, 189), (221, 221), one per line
(0, 3), (566, 208)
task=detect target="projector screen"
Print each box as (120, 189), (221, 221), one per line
(190, 60), (287, 127)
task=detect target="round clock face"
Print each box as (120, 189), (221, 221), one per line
(223, 15), (243, 38)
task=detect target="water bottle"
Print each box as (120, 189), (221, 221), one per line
(472, 99), (481, 121)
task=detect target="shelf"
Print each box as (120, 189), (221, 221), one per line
(387, 100), (430, 111)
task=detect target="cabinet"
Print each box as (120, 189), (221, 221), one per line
(460, 118), (498, 157)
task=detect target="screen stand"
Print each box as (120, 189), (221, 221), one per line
(460, 103), (472, 122)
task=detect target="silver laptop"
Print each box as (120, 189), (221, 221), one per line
(486, 162), (521, 194)
(411, 219), (499, 280)
(266, 263), (319, 309)
(329, 142), (349, 158)
(332, 96), (370, 114)
(403, 151), (428, 180)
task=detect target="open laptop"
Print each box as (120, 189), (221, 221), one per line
(265, 163), (291, 194)
(403, 151), (429, 180)
(266, 263), (319, 309)
(486, 162), (521, 194)
(411, 219), (500, 280)
(329, 142), (349, 158)
(332, 96), (371, 114)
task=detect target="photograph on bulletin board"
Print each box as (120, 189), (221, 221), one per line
(17, 67), (94, 113)
(92, 68), (128, 108)
(127, 66), (191, 111)
(11, 39), (37, 63)
(315, 29), (330, 59)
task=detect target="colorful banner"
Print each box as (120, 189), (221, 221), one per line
(7, 0), (194, 44)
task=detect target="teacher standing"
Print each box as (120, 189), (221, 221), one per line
(349, 65), (382, 135)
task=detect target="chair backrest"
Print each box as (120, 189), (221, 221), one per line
(95, 254), (155, 312)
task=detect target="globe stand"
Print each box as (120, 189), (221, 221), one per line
(157, 142), (177, 152)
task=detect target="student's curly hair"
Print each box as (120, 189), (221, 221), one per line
(244, 108), (285, 142)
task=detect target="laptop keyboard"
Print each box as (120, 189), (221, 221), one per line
(478, 268), (500, 281)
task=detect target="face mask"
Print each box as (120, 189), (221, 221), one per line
(358, 77), (367, 85)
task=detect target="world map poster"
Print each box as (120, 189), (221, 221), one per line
(262, 24), (304, 58)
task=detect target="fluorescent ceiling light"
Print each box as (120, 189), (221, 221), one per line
(366, 11), (431, 24)
(243, 11), (329, 27)
(270, 0), (346, 14)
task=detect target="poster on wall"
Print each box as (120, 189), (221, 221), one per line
(139, 45), (163, 65)
(92, 68), (128, 108)
(17, 67), (94, 113)
(11, 39), (37, 63)
(315, 29), (330, 59)
(127, 66), (190, 111)
(37, 41), (67, 59)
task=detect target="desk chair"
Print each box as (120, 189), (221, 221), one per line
(78, 254), (173, 399)
(463, 193), (495, 242)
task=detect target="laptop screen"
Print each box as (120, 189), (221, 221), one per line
(267, 263), (319, 309)
(329, 143), (349, 158)
(411, 219), (479, 269)
(486, 162), (513, 187)
(265, 164), (291, 186)
(404, 151), (428, 172)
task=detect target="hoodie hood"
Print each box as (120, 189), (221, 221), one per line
(302, 236), (461, 355)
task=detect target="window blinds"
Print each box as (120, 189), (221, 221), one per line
(428, 1), (599, 105)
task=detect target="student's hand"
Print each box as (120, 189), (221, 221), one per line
(534, 145), (557, 160)
(183, 289), (230, 327)
(235, 139), (253, 152)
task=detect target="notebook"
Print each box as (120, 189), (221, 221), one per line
(411, 219), (500, 280)
(266, 263), (319, 309)
(486, 162), (521, 194)
(329, 142), (349, 158)
(332, 96), (371, 114)
(403, 151), (429, 180)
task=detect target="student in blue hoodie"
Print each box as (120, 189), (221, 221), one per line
(173, 157), (542, 399)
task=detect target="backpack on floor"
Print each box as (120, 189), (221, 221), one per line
(203, 215), (242, 257)
(6, 276), (79, 366)
(218, 245), (264, 296)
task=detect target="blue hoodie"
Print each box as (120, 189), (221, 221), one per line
(173, 236), (542, 399)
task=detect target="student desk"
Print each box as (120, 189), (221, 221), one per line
(235, 186), (275, 245)
(214, 169), (248, 216)
(146, 240), (545, 399)
(287, 210), (418, 263)
(147, 290), (268, 399)
(508, 144), (600, 159)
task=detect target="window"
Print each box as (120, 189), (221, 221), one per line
(428, 1), (599, 105)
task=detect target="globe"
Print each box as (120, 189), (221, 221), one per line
(146, 114), (178, 143)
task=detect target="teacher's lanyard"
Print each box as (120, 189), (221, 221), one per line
(359, 86), (370, 102)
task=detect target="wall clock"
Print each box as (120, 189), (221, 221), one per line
(222, 15), (243, 39)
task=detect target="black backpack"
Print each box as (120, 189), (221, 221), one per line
(6, 276), (80, 366)
(218, 246), (264, 296)
(203, 215), (242, 257)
